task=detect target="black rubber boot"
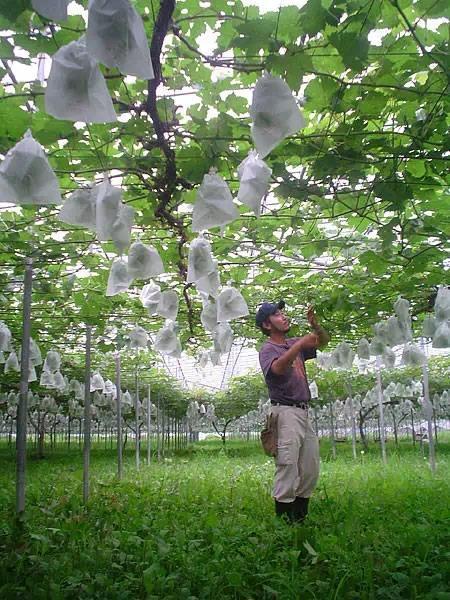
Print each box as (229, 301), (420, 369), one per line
(275, 500), (294, 522)
(292, 497), (310, 522)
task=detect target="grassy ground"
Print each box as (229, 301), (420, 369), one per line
(0, 437), (449, 600)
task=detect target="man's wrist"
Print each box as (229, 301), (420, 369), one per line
(312, 324), (330, 346)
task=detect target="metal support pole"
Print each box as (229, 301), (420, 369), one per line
(329, 402), (336, 459)
(376, 356), (387, 465)
(135, 367), (140, 470)
(313, 405), (319, 437)
(420, 340), (436, 473)
(348, 393), (357, 460)
(411, 409), (416, 445)
(83, 325), (92, 503)
(115, 351), (122, 479)
(147, 384), (151, 465)
(16, 257), (33, 517)
(157, 393), (161, 461)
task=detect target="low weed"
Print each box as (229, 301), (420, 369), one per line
(0, 438), (449, 599)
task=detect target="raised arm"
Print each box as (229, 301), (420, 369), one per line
(270, 333), (319, 376)
(307, 306), (330, 348)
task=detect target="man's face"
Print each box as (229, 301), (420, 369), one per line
(264, 309), (290, 333)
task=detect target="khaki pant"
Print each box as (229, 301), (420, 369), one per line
(270, 405), (320, 503)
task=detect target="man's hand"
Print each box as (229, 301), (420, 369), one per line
(307, 305), (319, 329)
(306, 305), (330, 347)
(298, 332), (320, 349)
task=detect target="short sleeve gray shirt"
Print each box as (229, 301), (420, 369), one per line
(259, 338), (316, 405)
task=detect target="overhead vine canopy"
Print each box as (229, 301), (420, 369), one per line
(0, 0), (448, 368)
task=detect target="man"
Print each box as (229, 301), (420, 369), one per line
(256, 300), (330, 523)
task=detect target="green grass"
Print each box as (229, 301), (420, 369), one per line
(0, 438), (449, 599)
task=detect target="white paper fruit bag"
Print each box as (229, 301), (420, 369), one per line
(237, 151), (271, 217)
(192, 170), (238, 232)
(0, 130), (61, 205)
(128, 241), (164, 279)
(87, 0), (154, 79)
(45, 37), (117, 123)
(187, 236), (215, 283)
(32, 0), (69, 21)
(250, 73), (305, 158)
(216, 285), (249, 322)
(106, 258), (133, 296)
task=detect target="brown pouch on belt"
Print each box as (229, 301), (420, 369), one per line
(260, 413), (278, 457)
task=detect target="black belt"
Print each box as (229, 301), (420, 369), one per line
(271, 402), (308, 410)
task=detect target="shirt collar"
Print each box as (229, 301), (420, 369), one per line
(267, 338), (289, 347)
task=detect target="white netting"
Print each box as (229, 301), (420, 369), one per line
(250, 73), (305, 158)
(0, 130), (61, 205)
(45, 37), (117, 123)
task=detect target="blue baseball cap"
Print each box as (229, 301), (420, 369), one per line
(255, 300), (285, 328)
